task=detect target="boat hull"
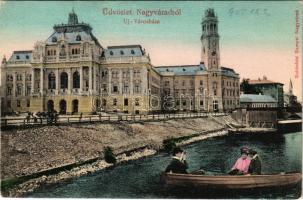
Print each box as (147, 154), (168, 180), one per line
(162, 173), (302, 190)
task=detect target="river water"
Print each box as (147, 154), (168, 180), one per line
(28, 131), (302, 198)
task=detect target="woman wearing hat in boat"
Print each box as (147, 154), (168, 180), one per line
(165, 147), (188, 174)
(247, 149), (261, 175)
(228, 147), (251, 175)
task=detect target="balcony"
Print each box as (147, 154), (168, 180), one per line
(32, 54), (95, 63)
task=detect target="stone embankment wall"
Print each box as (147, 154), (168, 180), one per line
(1, 116), (237, 180)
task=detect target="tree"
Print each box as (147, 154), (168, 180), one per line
(240, 79), (262, 94)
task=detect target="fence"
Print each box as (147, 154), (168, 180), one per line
(1, 112), (227, 129)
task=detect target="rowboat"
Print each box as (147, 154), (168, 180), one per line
(161, 172), (302, 190)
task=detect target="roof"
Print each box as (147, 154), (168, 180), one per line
(221, 66), (239, 78)
(248, 79), (283, 85)
(46, 11), (102, 47)
(108, 45), (142, 49)
(8, 51), (32, 62)
(104, 45), (145, 58)
(154, 64), (206, 75)
(46, 31), (97, 44)
(240, 94), (277, 103)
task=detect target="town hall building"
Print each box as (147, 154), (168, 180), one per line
(1, 8), (240, 115)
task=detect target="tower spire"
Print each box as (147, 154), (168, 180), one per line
(289, 79), (293, 94)
(201, 8), (220, 70)
(68, 8), (78, 25)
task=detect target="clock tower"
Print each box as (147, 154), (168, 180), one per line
(201, 8), (220, 70)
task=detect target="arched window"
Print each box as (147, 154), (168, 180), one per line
(48, 72), (56, 89)
(73, 71), (80, 89)
(76, 35), (81, 41)
(60, 72), (68, 89)
(52, 37), (57, 42)
(120, 50), (124, 55)
(110, 51), (114, 55)
(131, 50), (135, 54)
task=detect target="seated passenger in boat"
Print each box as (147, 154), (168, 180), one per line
(248, 149), (261, 175)
(165, 147), (188, 174)
(228, 147), (251, 175)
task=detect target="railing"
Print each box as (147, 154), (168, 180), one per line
(7, 61), (31, 65)
(40, 54), (94, 63)
(1, 112), (227, 129)
(101, 56), (150, 64)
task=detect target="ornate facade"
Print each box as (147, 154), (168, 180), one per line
(1, 9), (240, 115)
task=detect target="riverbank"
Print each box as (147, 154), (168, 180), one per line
(1, 115), (237, 197)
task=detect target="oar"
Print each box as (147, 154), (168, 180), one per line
(191, 168), (223, 175)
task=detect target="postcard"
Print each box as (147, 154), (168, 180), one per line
(0, 1), (302, 199)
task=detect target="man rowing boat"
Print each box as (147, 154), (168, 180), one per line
(165, 147), (188, 174)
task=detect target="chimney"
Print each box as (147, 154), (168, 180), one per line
(1, 55), (6, 64)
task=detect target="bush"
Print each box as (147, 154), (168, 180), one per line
(104, 146), (116, 164)
(163, 139), (176, 153)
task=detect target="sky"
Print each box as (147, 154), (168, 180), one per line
(0, 1), (302, 100)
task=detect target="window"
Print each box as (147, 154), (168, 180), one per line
(113, 85), (118, 93)
(135, 98), (140, 106)
(112, 71), (118, 78)
(17, 84), (22, 95)
(17, 100), (21, 107)
(110, 51), (114, 55)
(134, 70), (140, 77)
(131, 50), (135, 54)
(27, 100), (30, 107)
(60, 72), (68, 89)
(182, 100), (186, 106)
(123, 84), (128, 93)
(134, 84), (140, 93)
(16, 55), (20, 60)
(113, 98), (117, 106)
(26, 55), (29, 59)
(102, 84), (107, 92)
(73, 71), (80, 89)
(200, 100), (203, 106)
(200, 80), (203, 85)
(7, 100), (11, 108)
(52, 37), (57, 42)
(7, 87), (12, 95)
(102, 99), (107, 106)
(182, 81), (185, 86)
(72, 48), (80, 54)
(214, 89), (217, 96)
(120, 50), (124, 55)
(48, 72), (56, 89)
(76, 35), (81, 41)
(124, 98), (128, 106)
(164, 81), (169, 86)
(26, 85), (31, 95)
